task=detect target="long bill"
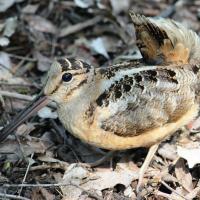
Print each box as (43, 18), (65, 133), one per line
(0, 95), (49, 142)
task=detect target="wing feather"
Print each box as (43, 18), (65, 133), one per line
(97, 64), (197, 136)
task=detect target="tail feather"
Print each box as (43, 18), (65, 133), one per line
(130, 12), (200, 65)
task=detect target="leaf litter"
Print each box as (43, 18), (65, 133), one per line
(0, 0), (200, 199)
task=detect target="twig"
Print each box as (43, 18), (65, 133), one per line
(156, 191), (185, 200)
(3, 183), (103, 200)
(0, 91), (34, 101)
(0, 192), (30, 200)
(160, 180), (189, 200)
(0, 90), (56, 108)
(59, 16), (102, 37)
(137, 143), (159, 193)
(0, 82), (40, 88)
(3, 183), (72, 188)
(14, 163), (68, 172)
(6, 53), (37, 62)
(18, 153), (34, 195)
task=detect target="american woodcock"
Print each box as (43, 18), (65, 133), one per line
(1, 12), (200, 151)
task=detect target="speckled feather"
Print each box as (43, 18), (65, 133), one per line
(129, 12), (200, 65)
(95, 64), (198, 136)
(41, 13), (200, 149)
(1, 12), (200, 150)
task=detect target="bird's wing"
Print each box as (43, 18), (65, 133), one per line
(96, 64), (198, 137)
(130, 12), (200, 65)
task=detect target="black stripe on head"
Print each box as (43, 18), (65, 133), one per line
(57, 58), (71, 71)
(58, 58), (92, 72)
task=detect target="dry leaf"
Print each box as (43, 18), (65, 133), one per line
(74, 0), (94, 8)
(22, 4), (39, 14)
(60, 163), (138, 199)
(110, 0), (130, 14)
(34, 51), (51, 72)
(26, 15), (57, 34)
(0, 0), (15, 12)
(158, 143), (178, 160)
(175, 158), (193, 192)
(90, 37), (109, 59)
(0, 37), (9, 46)
(3, 17), (17, 37)
(177, 146), (200, 168)
(0, 52), (12, 81)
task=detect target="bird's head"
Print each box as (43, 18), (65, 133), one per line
(0, 58), (94, 142)
(43, 58), (94, 104)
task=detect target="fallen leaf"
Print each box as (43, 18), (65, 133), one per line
(110, 0), (130, 14)
(60, 163), (138, 199)
(22, 4), (39, 14)
(0, 0), (15, 12)
(177, 146), (200, 168)
(26, 15), (57, 34)
(3, 17), (18, 37)
(158, 143), (178, 160)
(34, 51), (51, 72)
(0, 37), (9, 46)
(0, 52), (12, 81)
(175, 158), (193, 192)
(90, 37), (109, 59)
(74, 0), (94, 8)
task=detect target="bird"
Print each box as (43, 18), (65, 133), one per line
(1, 12), (200, 191)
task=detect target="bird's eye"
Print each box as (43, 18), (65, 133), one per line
(62, 73), (73, 82)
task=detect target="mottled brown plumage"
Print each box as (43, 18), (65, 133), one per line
(1, 13), (200, 151)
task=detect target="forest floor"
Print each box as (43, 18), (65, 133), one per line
(1, 0), (200, 199)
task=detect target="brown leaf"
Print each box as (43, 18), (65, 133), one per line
(175, 158), (193, 192)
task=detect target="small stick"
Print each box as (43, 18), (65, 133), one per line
(6, 53), (37, 62)
(0, 91), (33, 101)
(59, 16), (102, 37)
(160, 180), (189, 200)
(0, 192), (30, 200)
(137, 143), (159, 193)
(18, 153), (34, 195)
(0, 90), (56, 108)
